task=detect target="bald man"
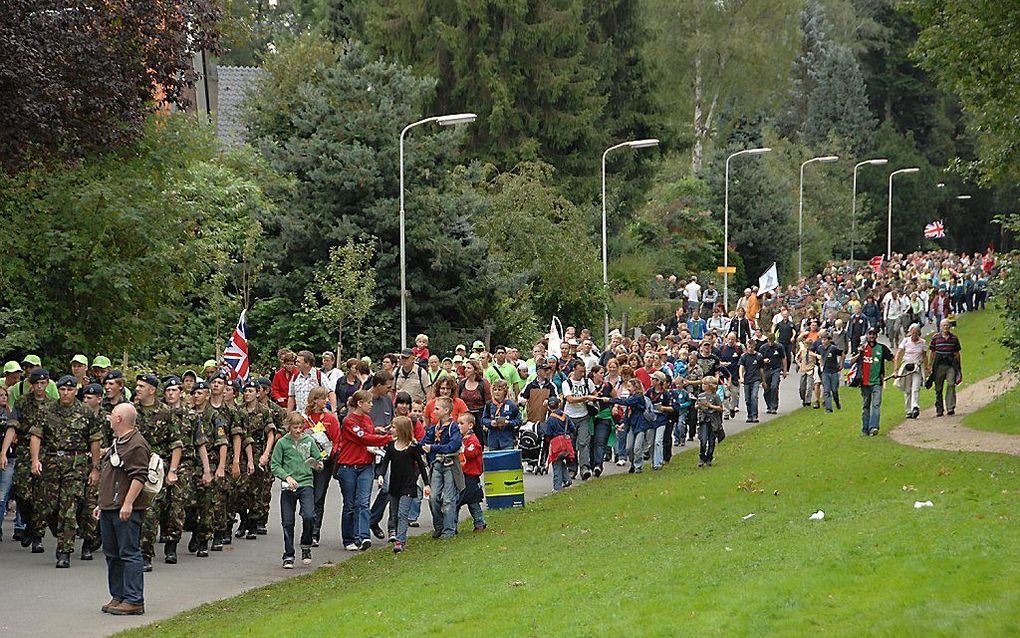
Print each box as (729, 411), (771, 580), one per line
(94, 402), (151, 616)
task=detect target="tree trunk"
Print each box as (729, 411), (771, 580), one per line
(336, 322), (343, 363)
(692, 53), (705, 175)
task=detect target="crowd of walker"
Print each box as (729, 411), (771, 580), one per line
(0, 249), (993, 615)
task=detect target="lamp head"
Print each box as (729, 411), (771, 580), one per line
(626, 138), (660, 149)
(867, 158), (888, 166)
(818, 155), (839, 163)
(436, 113), (477, 126)
(748, 147), (771, 155)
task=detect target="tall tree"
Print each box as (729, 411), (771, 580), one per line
(0, 0), (219, 170)
(304, 238), (378, 359)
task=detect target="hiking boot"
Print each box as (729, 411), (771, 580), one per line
(56, 552), (70, 568)
(81, 546), (93, 561)
(143, 555), (153, 572)
(196, 541), (209, 558)
(101, 598), (123, 614)
(108, 602), (145, 616)
(301, 548), (312, 565)
(31, 538), (44, 553)
(245, 529), (257, 540)
(188, 534), (199, 553)
(164, 541), (178, 564)
(211, 536), (224, 552)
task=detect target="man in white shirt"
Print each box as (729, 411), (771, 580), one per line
(883, 290), (911, 344)
(561, 361), (596, 481)
(287, 350), (323, 412)
(684, 276), (702, 315)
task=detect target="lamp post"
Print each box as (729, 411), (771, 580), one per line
(850, 158), (888, 267)
(399, 113), (477, 349)
(723, 147), (771, 311)
(886, 167), (920, 258)
(601, 138), (659, 346)
(798, 155), (839, 279)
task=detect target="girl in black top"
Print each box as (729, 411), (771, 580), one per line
(377, 416), (430, 553)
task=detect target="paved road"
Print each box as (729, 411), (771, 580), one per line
(2, 373), (818, 637)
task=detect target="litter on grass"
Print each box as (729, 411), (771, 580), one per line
(742, 513), (755, 520)
(914, 500), (934, 508)
(809, 510), (825, 520)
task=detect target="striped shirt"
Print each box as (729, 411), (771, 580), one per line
(929, 333), (961, 360)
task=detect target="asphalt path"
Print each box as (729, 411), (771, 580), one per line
(1, 371), (826, 637)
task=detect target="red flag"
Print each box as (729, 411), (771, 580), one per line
(223, 310), (250, 382)
(868, 255), (884, 272)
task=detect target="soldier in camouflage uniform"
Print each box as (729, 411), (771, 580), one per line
(1, 369), (56, 554)
(29, 375), (103, 567)
(135, 373), (183, 572)
(208, 373), (244, 550)
(162, 376), (210, 563)
(101, 370), (131, 413)
(235, 381), (277, 539)
(76, 383), (108, 560)
(257, 377), (285, 536)
(188, 380), (228, 556)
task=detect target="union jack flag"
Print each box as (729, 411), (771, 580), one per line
(924, 220), (946, 239)
(223, 310), (250, 382)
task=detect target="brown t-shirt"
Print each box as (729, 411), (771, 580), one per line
(98, 429), (152, 511)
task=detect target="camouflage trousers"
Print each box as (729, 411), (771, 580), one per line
(10, 452), (39, 538)
(235, 465), (274, 528)
(78, 482), (100, 547)
(187, 467), (218, 544)
(33, 454), (90, 554)
(141, 465), (196, 556)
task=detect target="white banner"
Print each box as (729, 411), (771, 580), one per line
(758, 262), (779, 294)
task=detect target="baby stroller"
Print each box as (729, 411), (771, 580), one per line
(518, 421), (548, 475)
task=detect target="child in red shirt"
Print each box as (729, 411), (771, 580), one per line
(406, 399), (427, 527)
(457, 413), (486, 531)
(412, 333), (431, 368)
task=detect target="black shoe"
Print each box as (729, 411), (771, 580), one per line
(220, 532), (232, 546)
(359, 538), (372, 551)
(56, 552), (70, 568)
(408, 521), (420, 528)
(164, 542), (178, 564)
(301, 548), (312, 565)
(947, 409), (955, 416)
(593, 466), (603, 478)
(245, 529), (257, 540)
(12, 529), (23, 543)
(31, 538), (44, 553)
(188, 534), (199, 553)
(196, 541), (209, 558)
(81, 546), (93, 561)
(912, 407), (920, 419)
(834, 398), (841, 410)
(432, 530), (443, 539)
(211, 537), (224, 552)
(628, 465), (635, 474)
(936, 410), (944, 417)
(234, 527), (246, 539)
(255, 525), (268, 535)
(158, 534), (167, 544)
(371, 524), (385, 540)
(143, 555), (153, 572)
(580, 467), (592, 481)
(311, 537), (319, 548)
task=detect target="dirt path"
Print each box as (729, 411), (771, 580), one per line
(889, 370), (1020, 456)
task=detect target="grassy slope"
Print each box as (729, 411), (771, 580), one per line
(125, 312), (1019, 638)
(962, 385), (1020, 435)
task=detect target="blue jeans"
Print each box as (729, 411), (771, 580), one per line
(615, 423), (629, 458)
(408, 484), (422, 522)
(551, 459), (569, 490)
(335, 464), (374, 545)
(0, 457), (17, 533)
(592, 418), (613, 470)
(673, 413), (687, 445)
(861, 384), (883, 434)
(821, 371), (841, 411)
(743, 380), (761, 420)
(652, 425), (667, 468)
(390, 494), (413, 543)
(626, 429), (648, 470)
(280, 486), (314, 558)
(429, 462), (458, 537)
(100, 509), (145, 605)
(697, 421), (716, 463)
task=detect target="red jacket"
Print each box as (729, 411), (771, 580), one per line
(271, 367), (293, 407)
(461, 433), (483, 476)
(303, 411), (340, 453)
(334, 412), (391, 466)
(411, 416), (426, 443)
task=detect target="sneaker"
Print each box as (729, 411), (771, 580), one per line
(31, 538), (44, 553)
(359, 538), (372, 551)
(563, 480), (573, 488)
(211, 538), (223, 552)
(679, 439), (686, 447)
(651, 465), (662, 471)
(344, 543), (359, 551)
(283, 557), (294, 569)
(388, 532), (397, 544)
(947, 409), (955, 416)
(706, 461), (712, 467)
(869, 428), (879, 436)
(301, 548), (311, 565)
(825, 409), (833, 413)
(370, 524), (385, 540)
(311, 537), (320, 548)
(580, 467), (592, 481)
(628, 465), (635, 474)
(616, 459), (627, 467)
(593, 466), (603, 478)
(813, 403), (820, 409)
(746, 418), (753, 423)
(255, 525), (268, 535)
(698, 461), (705, 467)
(234, 527), (246, 539)
(432, 530), (443, 539)
(408, 521), (420, 528)
(393, 541), (404, 554)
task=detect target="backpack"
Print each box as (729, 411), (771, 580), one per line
(641, 395), (657, 424)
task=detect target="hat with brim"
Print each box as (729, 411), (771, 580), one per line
(3, 361), (22, 374)
(472, 340), (485, 350)
(203, 359), (218, 370)
(651, 371), (668, 384)
(22, 354), (41, 367)
(91, 355), (112, 369)
(71, 354), (89, 366)
(452, 355), (464, 364)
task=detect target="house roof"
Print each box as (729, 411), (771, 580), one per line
(216, 65), (264, 147)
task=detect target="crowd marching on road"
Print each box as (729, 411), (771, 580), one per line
(0, 248), (995, 616)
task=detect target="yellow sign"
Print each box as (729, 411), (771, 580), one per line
(716, 266), (737, 274)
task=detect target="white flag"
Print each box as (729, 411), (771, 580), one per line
(758, 262), (779, 294)
(547, 316), (563, 358)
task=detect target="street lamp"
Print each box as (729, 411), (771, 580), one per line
(955, 195), (972, 200)
(723, 147), (771, 311)
(850, 158), (888, 267)
(399, 112), (477, 349)
(798, 155), (839, 279)
(601, 138), (659, 345)
(886, 167), (920, 258)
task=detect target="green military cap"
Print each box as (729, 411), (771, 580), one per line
(22, 354), (42, 367)
(91, 355), (112, 368)
(3, 361), (22, 374)
(71, 354), (89, 366)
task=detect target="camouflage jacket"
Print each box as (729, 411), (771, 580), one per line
(240, 403), (276, 454)
(135, 402), (183, 459)
(29, 401), (103, 453)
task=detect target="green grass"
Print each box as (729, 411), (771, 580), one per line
(963, 385), (1020, 435)
(123, 311), (1019, 638)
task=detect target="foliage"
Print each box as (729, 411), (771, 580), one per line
(991, 215), (1020, 370)
(245, 37), (490, 356)
(911, 0), (1020, 183)
(0, 0), (220, 170)
(303, 238), (378, 359)
(217, 0), (329, 65)
(0, 116), (275, 366)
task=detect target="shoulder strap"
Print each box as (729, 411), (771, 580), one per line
(491, 364), (506, 381)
